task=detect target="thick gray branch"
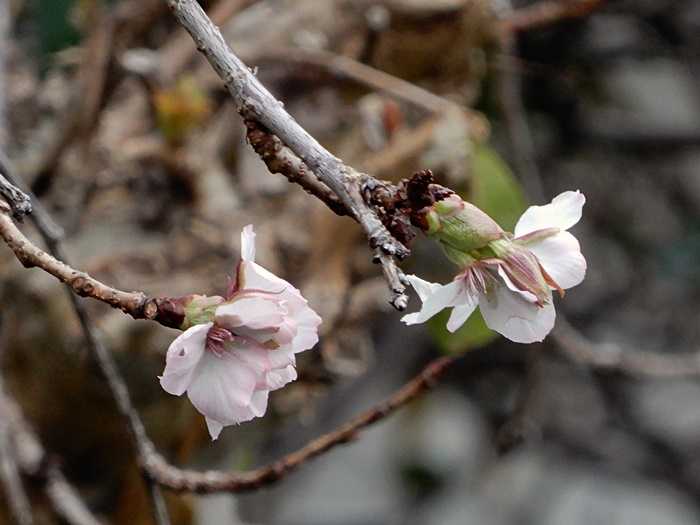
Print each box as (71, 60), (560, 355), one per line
(164, 0), (408, 307)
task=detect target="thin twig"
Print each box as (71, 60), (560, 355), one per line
(0, 155), (171, 523)
(0, 201), (186, 329)
(499, 0), (606, 34)
(164, 0), (409, 309)
(0, 410), (33, 525)
(0, 389), (102, 525)
(144, 355), (455, 493)
(552, 319), (700, 378)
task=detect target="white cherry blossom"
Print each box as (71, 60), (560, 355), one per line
(160, 225), (322, 439)
(402, 191), (586, 343)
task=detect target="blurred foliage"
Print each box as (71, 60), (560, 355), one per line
(35, 0), (81, 59)
(469, 144), (527, 231)
(429, 144), (527, 354)
(154, 77), (213, 146)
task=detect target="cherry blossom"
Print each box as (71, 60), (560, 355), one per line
(402, 191), (586, 343)
(160, 225), (322, 439)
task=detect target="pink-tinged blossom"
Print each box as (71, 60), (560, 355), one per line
(160, 225), (322, 439)
(402, 191), (586, 343)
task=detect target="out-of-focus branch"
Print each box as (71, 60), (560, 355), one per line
(498, 0), (606, 34)
(145, 356), (455, 493)
(552, 319), (700, 378)
(0, 389), (102, 525)
(251, 47), (489, 140)
(164, 0), (410, 309)
(0, 406), (33, 525)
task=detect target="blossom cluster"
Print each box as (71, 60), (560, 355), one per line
(159, 226), (322, 439)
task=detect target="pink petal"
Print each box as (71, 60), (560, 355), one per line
(528, 231), (587, 290)
(479, 284), (555, 343)
(265, 365), (298, 391)
(249, 390), (269, 418)
(497, 266), (539, 304)
(402, 278), (467, 325)
(241, 224), (256, 262)
(205, 418), (224, 440)
(514, 191), (586, 237)
(159, 323), (210, 396)
(216, 297), (285, 330)
(186, 351), (257, 426)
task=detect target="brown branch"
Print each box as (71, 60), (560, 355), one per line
(164, 0), (409, 309)
(244, 119), (348, 217)
(552, 318), (700, 378)
(145, 355), (455, 493)
(0, 202), (186, 329)
(0, 157), (171, 523)
(499, 0), (606, 34)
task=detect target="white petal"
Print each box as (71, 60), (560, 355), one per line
(514, 191), (586, 237)
(186, 351), (257, 425)
(479, 285), (555, 344)
(266, 365), (298, 391)
(250, 390), (269, 418)
(159, 323), (211, 396)
(405, 274), (442, 302)
(528, 231), (587, 290)
(205, 418), (224, 440)
(402, 279), (467, 325)
(497, 266), (538, 303)
(446, 301), (478, 333)
(241, 224), (256, 262)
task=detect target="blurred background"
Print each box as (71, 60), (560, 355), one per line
(2, 0), (700, 523)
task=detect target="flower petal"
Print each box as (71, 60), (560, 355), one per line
(216, 297), (285, 330)
(405, 274), (442, 302)
(186, 350), (258, 426)
(497, 266), (539, 304)
(402, 279), (467, 325)
(446, 300), (478, 333)
(159, 323), (210, 396)
(514, 191), (585, 237)
(479, 284), (555, 343)
(528, 231), (586, 290)
(241, 224), (256, 262)
(265, 365), (298, 391)
(250, 390), (269, 418)
(205, 418), (225, 440)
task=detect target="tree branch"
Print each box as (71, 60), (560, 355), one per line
(0, 389), (102, 525)
(144, 355), (455, 493)
(499, 0), (606, 34)
(164, 0), (409, 309)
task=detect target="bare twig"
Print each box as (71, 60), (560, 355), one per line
(552, 319), (700, 378)
(164, 0), (409, 309)
(0, 202), (186, 329)
(251, 47), (488, 140)
(0, 172), (32, 219)
(499, 0), (606, 34)
(0, 154), (171, 524)
(0, 410), (33, 525)
(145, 355), (455, 493)
(0, 389), (102, 525)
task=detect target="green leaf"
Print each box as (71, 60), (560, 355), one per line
(428, 309), (498, 355)
(469, 144), (528, 231)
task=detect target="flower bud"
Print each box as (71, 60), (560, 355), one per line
(181, 294), (225, 330)
(421, 194), (504, 253)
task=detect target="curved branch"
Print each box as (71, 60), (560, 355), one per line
(145, 356), (455, 493)
(0, 203), (184, 329)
